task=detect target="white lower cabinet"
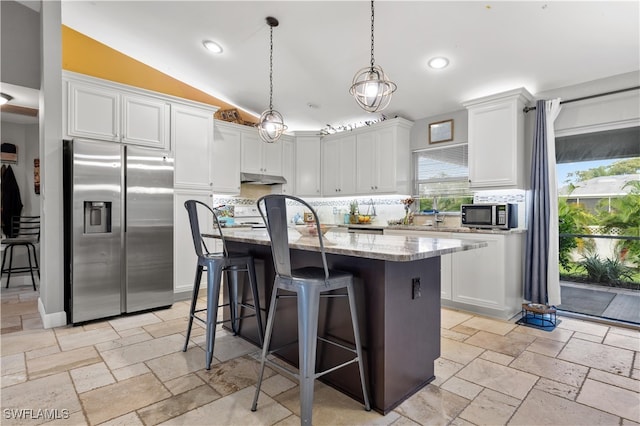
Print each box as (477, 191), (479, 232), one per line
(174, 190), (211, 295)
(384, 229), (524, 319)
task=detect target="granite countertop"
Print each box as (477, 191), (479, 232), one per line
(206, 228), (487, 262)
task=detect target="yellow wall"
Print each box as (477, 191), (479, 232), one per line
(62, 25), (257, 124)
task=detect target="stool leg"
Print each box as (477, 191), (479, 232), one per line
(1, 244), (9, 279)
(183, 265), (204, 352)
(205, 262), (224, 370)
(5, 246), (15, 288)
(226, 267), (239, 335)
(251, 283), (280, 412)
(246, 258), (264, 346)
(298, 286), (321, 425)
(347, 283), (371, 412)
(32, 243), (40, 279)
(26, 244), (37, 291)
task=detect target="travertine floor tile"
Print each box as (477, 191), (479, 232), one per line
(80, 373), (171, 425)
(573, 331), (603, 343)
(441, 309), (473, 330)
(275, 380), (390, 425)
(588, 368), (640, 392)
(193, 332), (261, 362)
(1, 329), (57, 356)
(510, 351), (588, 387)
(260, 374), (297, 397)
(27, 346), (101, 380)
(1, 352), (26, 387)
(163, 373), (206, 396)
(464, 330), (534, 357)
(603, 332), (640, 352)
(456, 358), (537, 399)
(533, 377), (579, 401)
(159, 386), (291, 426)
(577, 378), (640, 422)
(459, 388), (519, 425)
(609, 327), (640, 339)
(143, 317), (190, 339)
(460, 316), (516, 336)
(441, 328), (470, 342)
(70, 362), (115, 393)
(449, 417), (476, 426)
(525, 336), (566, 357)
(56, 327), (119, 351)
(432, 358), (465, 387)
(111, 363), (150, 382)
(512, 324), (574, 342)
(97, 411), (143, 426)
(558, 338), (634, 375)
(100, 333), (184, 370)
(440, 376), (483, 401)
(440, 337), (485, 365)
(1, 372), (82, 425)
(94, 331), (153, 352)
(25, 345), (60, 360)
(196, 356), (269, 397)
(395, 384), (469, 426)
(557, 317), (609, 337)
(152, 302), (192, 322)
(510, 389), (619, 425)
(136, 384), (221, 425)
(108, 312), (161, 332)
(478, 350), (514, 366)
(146, 346), (206, 382)
(450, 324), (480, 336)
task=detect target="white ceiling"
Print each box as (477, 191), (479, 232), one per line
(25, 1), (640, 132)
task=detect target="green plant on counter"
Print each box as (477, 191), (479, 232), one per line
(349, 200), (359, 215)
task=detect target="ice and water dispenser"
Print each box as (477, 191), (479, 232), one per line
(84, 201), (112, 234)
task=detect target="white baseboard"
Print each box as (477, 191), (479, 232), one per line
(38, 297), (67, 329)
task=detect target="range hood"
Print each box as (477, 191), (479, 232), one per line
(240, 172), (287, 185)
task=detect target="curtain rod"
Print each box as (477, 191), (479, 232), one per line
(523, 86), (640, 113)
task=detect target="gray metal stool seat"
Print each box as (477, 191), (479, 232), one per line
(251, 195), (370, 425)
(1, 216), (40, 291)
(183, 200), (264, 370)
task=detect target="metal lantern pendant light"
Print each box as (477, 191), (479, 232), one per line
(258, 16), (287, 143)
(349, 0), (397, 112)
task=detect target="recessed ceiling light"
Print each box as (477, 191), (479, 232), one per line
(202, 40), (223, 54)
(428, 57), (449, 69)
(0, 93), (13, 105)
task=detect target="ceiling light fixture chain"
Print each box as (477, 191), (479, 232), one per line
(349, 0), (397, 113)
(258, 16), (287, 144)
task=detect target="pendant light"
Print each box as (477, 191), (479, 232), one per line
(349, 0), (397, 113)
(257, 16), (287, 143)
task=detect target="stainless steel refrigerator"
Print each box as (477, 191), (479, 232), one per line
(63, 139), (174, 324)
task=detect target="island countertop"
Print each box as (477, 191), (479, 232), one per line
(207, 228), (487, 262)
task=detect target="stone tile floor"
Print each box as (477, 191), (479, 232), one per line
(1, 284), (639, 425)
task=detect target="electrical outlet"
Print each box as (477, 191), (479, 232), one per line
(412, 278), (421, 299)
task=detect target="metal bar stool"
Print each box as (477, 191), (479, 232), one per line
(1, 216), (40, 291)
(183, 200), (264, 370)
(251, 195), (370, 425)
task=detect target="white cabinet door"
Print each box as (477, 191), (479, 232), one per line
(295, 135), (321, 197)
(263, 140), (283, 176)
(67, 81), (120, 142)
(122, 94), (170, 149)
(322, 135), (356, 196)
(241, 132), (263, 174)
(172, 104), (214, 190)
(374, 126), (398, 193)
(212, 123), (241, 194)
(465, 88), (532, 188)
(451, 233), (505, 309)
(355, 132), (376, 193)
(280, 136), (295, 194)
(174, 191), (211, 294)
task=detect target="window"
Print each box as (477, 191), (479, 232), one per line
(413, 143), (472, 212)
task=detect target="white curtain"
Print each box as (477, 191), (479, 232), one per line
(545, 98), (562, 306)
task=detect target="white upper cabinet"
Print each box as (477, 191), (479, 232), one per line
(67, 80), (121, 142)
(241, 130), (283, 176)
(356, 125), (401, 193)
(66, 75), (170, 149)
(279, 135), (295, 194)
(322, 134), (357, 196)
(212, 121), (242, 195)
(122, 94), (170, 149)
(294, 134), (322, 197)
(464, 88), (533, 188)
(172, 104), (215, 190)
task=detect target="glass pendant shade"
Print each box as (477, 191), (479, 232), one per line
(349, 64), (397, 113)
(258, 109), (287, 143)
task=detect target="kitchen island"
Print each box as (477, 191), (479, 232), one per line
(212, 229), (486, 414)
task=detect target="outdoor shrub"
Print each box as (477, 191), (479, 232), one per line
(577, 250), (635, 286)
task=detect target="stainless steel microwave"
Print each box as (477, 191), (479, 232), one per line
(461, 203), (518, 229)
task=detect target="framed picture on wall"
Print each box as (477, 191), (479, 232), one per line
(429, 119), (454, 144)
